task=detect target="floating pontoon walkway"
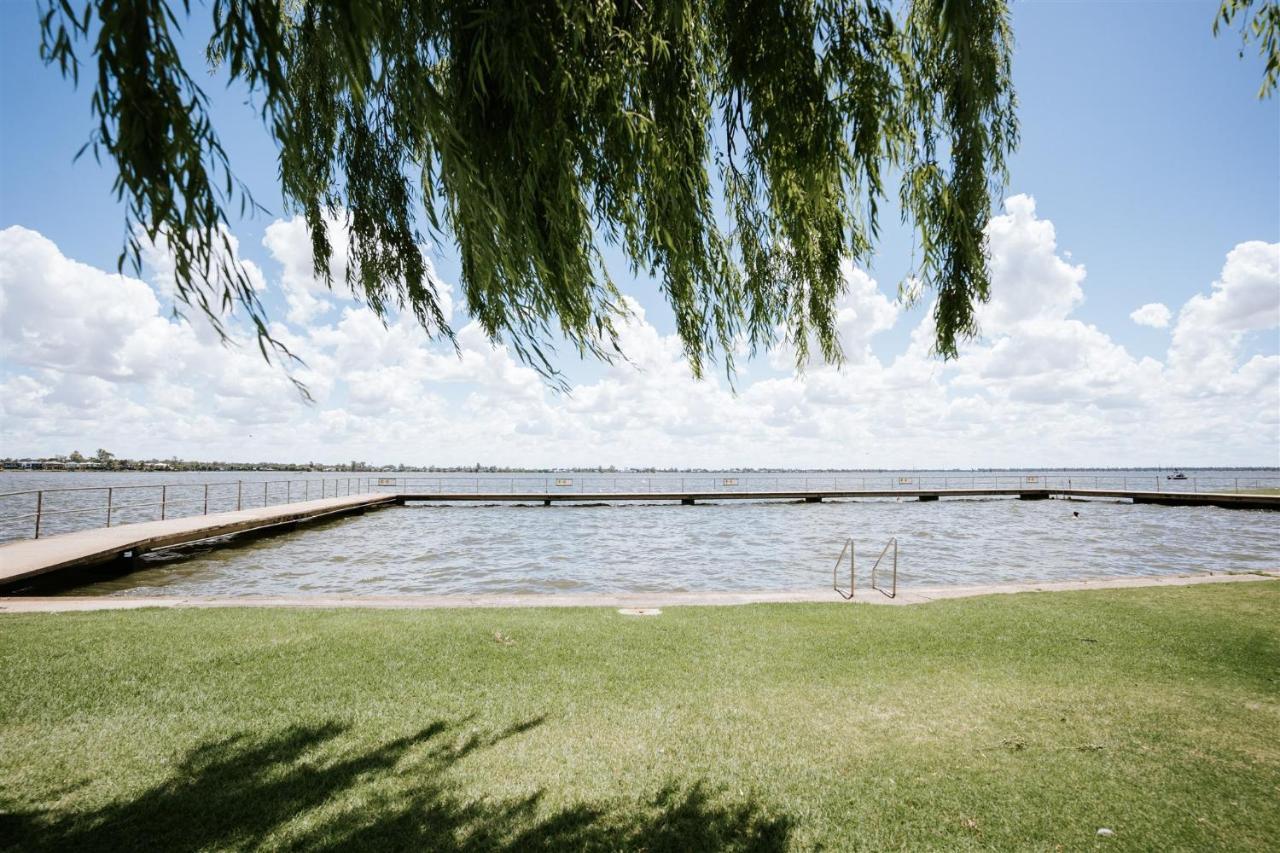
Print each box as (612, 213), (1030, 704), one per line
(392, 487), (1279, 510)
(1, 486), (1275, 587)
(0, 493), (396, 587)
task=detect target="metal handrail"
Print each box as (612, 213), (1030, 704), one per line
(832, 535), (897, 600)
(4, 471), (1279, 543)
(833, 538), (855, 600)
(328, 474), (1280, 497)
(870, 537), (898, 599)
(0, 476), (369, 540)
(0, 476), (360, 501)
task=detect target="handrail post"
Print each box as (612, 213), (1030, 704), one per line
(871, 541), (877, 590)
(161, 485), (167, 520)
(203, 484), (209, 515)
(34, 491), (42, 539)
(106, 487), (113, 527)
(891, 538), (898, 598)
(264, 481), (269, 507)
(237, 481), (242, 511)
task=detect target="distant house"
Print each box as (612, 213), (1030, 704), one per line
(17, 460), (67, 469)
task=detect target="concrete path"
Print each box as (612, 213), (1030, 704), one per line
(1, 570), (1274, 613)
(0, 493), (396, 585)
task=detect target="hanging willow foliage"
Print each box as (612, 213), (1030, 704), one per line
(40, 0), (1017, 384)
(1215, 0), (1280, 98)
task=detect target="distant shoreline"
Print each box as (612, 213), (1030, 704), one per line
(5, 466), (1278, 475)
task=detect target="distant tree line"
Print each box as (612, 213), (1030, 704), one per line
(3, 455), (1272, 474)
(3, 450), (373, 472)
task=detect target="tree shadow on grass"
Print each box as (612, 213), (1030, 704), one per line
(4, 716), (790, 852)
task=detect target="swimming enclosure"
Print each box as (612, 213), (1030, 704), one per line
(1, 469), (1275, 597)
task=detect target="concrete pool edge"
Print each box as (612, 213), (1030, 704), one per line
(1, 570), (1276, 613)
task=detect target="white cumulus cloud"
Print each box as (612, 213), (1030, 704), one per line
(1130, 302), (1172, 328)
(1, 207), (1277, 468)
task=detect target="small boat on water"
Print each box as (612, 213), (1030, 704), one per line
(1167, 471), (1188, 480)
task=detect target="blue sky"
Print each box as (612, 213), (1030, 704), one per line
(1, 1), (1277, 467)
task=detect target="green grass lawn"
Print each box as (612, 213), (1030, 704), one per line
(2, 583), (1278, 851)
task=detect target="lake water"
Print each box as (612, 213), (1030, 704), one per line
(2, 470), (1277, 596)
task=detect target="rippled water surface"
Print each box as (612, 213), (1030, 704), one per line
(61, 494), (1279, 597)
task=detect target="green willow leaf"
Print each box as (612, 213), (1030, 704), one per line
(1215, 0), (1280, 98)
(41, 0), (1020, 387)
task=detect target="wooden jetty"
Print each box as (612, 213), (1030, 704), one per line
(391, 486), (1280, 510)
(1, 486), (1275, 588)
(0, 493), (396, 587)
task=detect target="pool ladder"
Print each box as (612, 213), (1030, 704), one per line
(833, 536), (898, 600)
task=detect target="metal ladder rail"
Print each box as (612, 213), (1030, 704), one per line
(833, 536), (898, 600)
(870, 537), (898, 599)
(833, 538), (855, 599)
